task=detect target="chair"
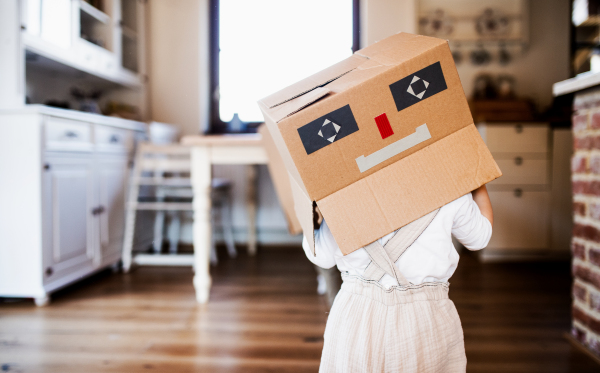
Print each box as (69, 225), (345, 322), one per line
(122, 143), (236, 272)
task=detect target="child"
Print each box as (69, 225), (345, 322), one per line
(303, 185), (493, 373)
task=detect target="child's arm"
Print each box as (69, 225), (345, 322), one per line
(302, 208), (337, 269)
(472, 185), (493, 227)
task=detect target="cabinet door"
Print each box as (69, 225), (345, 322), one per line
(42, 156), (95, 284)
(97, 156), (129, 263)
(487, 190), (550, 251)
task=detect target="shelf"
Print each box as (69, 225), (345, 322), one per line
(79, 1), (111, 25)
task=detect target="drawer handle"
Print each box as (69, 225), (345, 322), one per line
(515, 156), (523, 165)
(514, 188), (523, 198)
(45, 267), (53, 277)
(92, 206), (106, 215)
(515, 124), (523, 133)
(64, 130), (79, 139)
(109, 134), (120, 143)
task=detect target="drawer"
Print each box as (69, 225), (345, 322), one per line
(45, 117), (92, 151)
(95, 125), (134, 151)
(487, 190), (550, 250)
(482, 124), (549, 154)
(489, 157), (549, 185)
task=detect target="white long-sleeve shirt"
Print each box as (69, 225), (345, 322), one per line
(302, 193), (492, 289)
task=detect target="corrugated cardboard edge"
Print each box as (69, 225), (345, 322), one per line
(258, 124), (302, 235)
(317, 124), (502, 255)
(289, 175), (316, 255)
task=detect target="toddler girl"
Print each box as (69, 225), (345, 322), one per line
(303, 185), (493, 373)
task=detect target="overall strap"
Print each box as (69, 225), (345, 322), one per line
(362, 209), (440, 285)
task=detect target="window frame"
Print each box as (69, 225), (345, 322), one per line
(208, 0), (361, 133)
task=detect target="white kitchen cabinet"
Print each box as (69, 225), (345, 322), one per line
(477, 122), (572, 261)
(0, 106), (145, 306)
(96, 156), (129, 266)
(42, 155), (96, 292)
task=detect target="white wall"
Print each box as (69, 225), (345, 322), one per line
(146, 0), (209, 136)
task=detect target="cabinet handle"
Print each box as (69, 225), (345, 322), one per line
(44, 163), (51, 171)
(45, 267), (53, 277)
(64, 130), (79, 138)
(109, 134), (120, 143)
(98, 206), (105, 214)
(514, 156), (523, 165)
(515, 124), (523, 133)
(92, 207), (100, 215)
(514, 188), (523, 198)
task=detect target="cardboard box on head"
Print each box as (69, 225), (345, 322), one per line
(258, 32), (502, 256)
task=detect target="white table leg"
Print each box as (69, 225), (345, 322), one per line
(246, 165), (258, 256)
(191, 146), (212, 303)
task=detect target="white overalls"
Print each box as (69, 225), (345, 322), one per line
(319, 210), (467, 373)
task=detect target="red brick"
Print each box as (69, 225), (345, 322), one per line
(574, 265), (600, 291)
(590, 248), (600, 266)
(574, 114), (590, 132)
(572, 326), (587, 344)
(574, 202), (587, 217)
(574, 282), (588, 301)
(589, 203), (600, 220)
(590, 291), (600, 311)
(592, 112), (600, 129)
(573, 224), (600, 242)
(573, 180), (600, 196)
(573, 155), (589, 173)
(573, 242), (587, 260)
(575, 136), (593, 150)
(573, 305), (600, 335)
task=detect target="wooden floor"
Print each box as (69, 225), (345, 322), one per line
(1, 247), (599, 373)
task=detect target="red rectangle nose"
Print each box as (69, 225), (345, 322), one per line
(374, 113), (394, 139)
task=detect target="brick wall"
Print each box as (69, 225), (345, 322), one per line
(571, 89), (600, 356)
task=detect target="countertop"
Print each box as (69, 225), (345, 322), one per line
(553, 71), (600, 96)
(0, 105), (146, 131)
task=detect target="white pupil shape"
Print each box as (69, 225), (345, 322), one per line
(317, 119), (341, 142)
(407, 75), (429, 100)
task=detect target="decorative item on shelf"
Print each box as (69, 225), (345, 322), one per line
(498, 42), (512, 65)
(475, 8), (511, 38)
(419, 9), (454, 37)
(496, 74), (516, 99)
(470, 44), (492, 66)
(104, 101), (140, 121)
(71, 87), (102, 114)
(473, 74), (497, 100)
(452, 43), (463, 64)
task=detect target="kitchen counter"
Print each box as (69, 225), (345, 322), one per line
(553, 71), (600, 96)
(0, 105), (146, 132)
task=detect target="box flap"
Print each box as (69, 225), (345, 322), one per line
(258, 124), (302, 235)
(317, 124), (502, 255)
(260, 54), (368, 109)
(289, 175), (316, 255)
(270, 87), (330, 123)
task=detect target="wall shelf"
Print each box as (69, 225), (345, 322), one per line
(79, 0), (111, 24)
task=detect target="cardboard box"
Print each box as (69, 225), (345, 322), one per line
(258, 124), (302, 235)
(258, 32), (502, 256)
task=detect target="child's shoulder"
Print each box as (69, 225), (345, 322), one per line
(442, 193), (474, 211)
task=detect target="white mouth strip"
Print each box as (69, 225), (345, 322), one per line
(355, 124), (431, 173)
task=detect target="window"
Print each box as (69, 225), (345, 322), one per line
(210, 0), (360, 133)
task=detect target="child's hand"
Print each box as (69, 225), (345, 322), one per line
(472, 185), (493, 226)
